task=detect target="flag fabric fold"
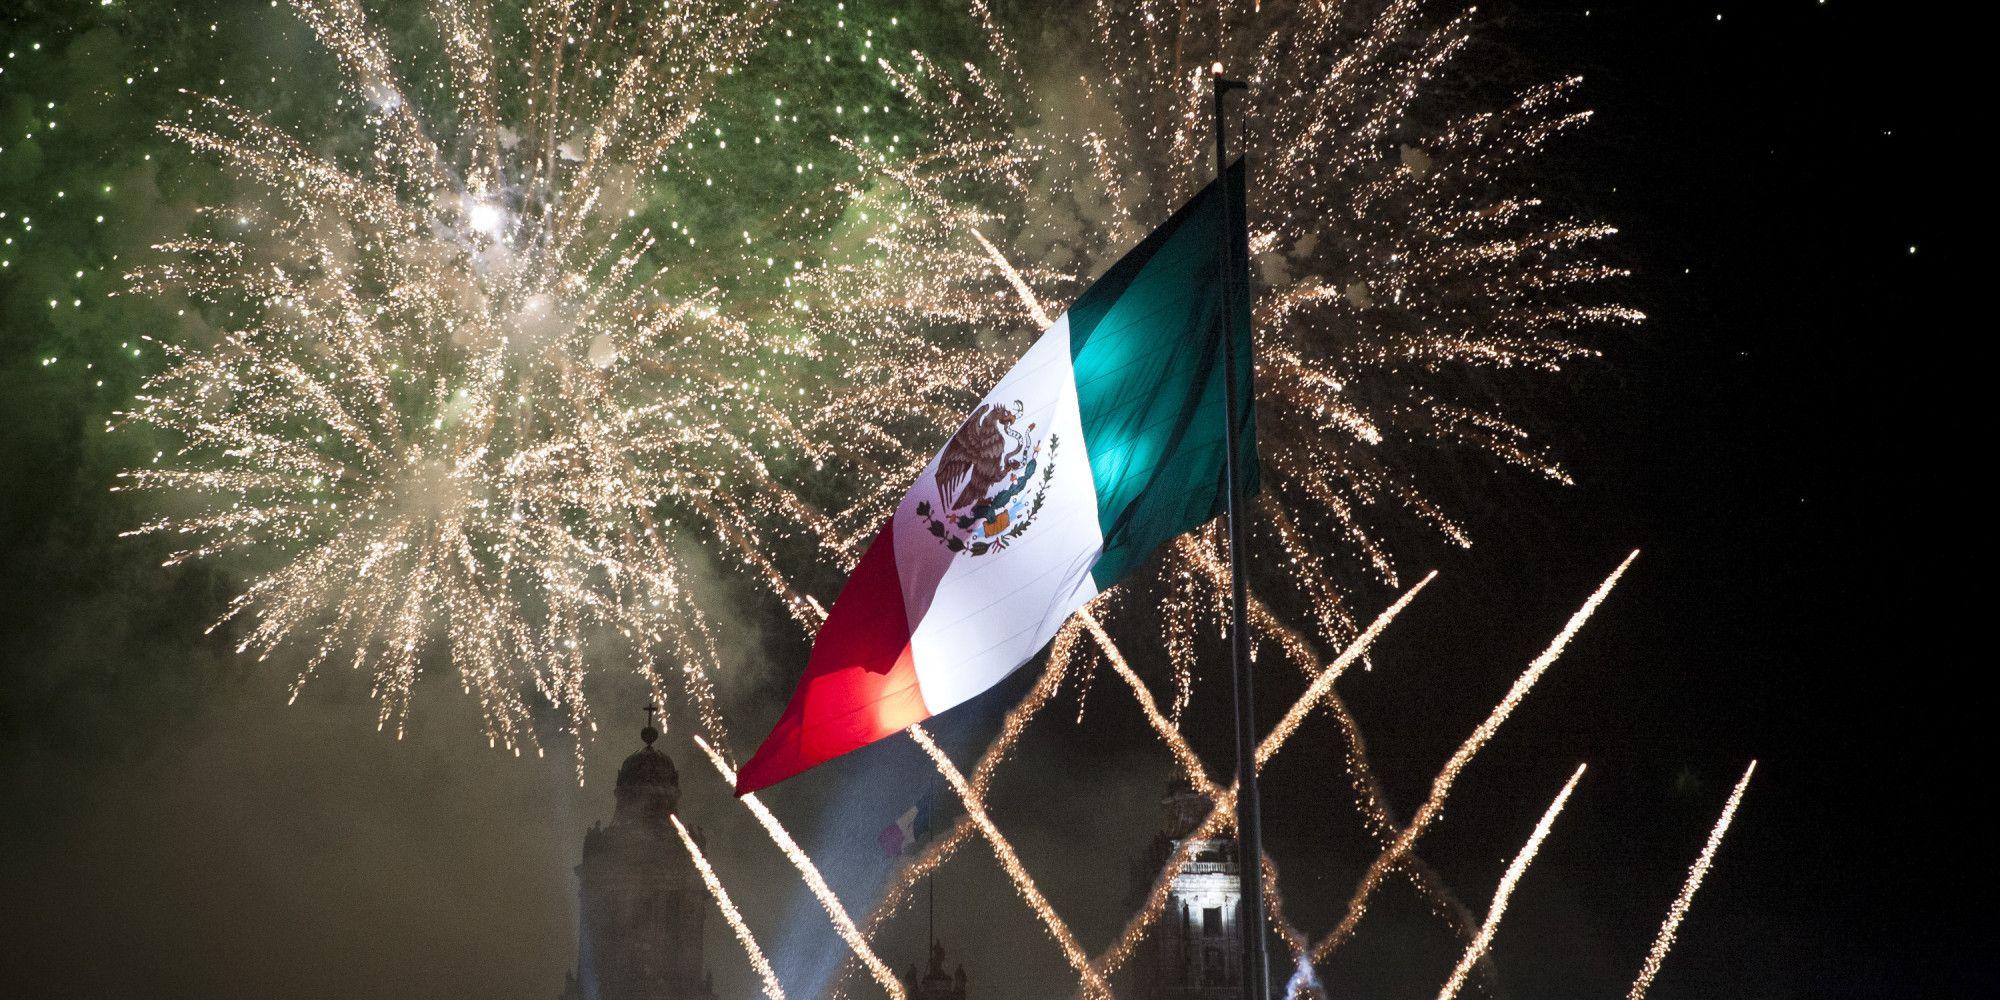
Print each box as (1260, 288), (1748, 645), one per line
(736, 161), (1254, 795)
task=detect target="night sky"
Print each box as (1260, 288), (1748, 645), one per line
(1, 3), (1964, 999)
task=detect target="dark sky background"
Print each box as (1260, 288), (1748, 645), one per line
(1, 2), (1965, 999)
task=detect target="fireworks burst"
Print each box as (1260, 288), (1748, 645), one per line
(95, 1), (1735, 996)
(800, 0), (1641, 700)
(115, 0), (1635, 781)
(114, 0), (834, 764)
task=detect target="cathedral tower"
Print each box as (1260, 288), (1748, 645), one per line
(561, 721), (716, 1000)
(1128, 777), (1263, 999)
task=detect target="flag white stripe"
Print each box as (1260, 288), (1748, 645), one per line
(898, 316), (1105, 714)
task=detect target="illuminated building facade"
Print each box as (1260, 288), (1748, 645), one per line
(1129, 779), (1261, 1000)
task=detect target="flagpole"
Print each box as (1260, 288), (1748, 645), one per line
(1212, 69), (1270, 1000)
(927, 774), (936, 957)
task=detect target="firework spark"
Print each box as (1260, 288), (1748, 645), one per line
(804, 0), (1641, 683)
(909, 725), (1113, 1000)
(1435, 763), (1588, 1000)
(672, 814), (787, 1000)
(1312, 550), (1637, 963)
(1318, 683), (1503, 990)
(827, 629), (1086, 1000)
(1627, 761), (1759, 1000)
(115, 0), (824, 766)
(693, 736), (906, 1000)
(1258, 572), (1437, 765)
(1092, 574), (1438, 982)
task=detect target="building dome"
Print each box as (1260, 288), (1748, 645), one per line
(612, 725), (680, 828)
(564, 719), (714, 1000)
(1160, 772), (1212, 840)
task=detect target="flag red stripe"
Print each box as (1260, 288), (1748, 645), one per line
(734, 518), (928, 794)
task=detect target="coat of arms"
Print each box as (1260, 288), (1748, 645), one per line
(914, 401), (1058, 556)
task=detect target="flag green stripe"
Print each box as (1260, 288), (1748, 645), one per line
(1068, 160), (1257, 589)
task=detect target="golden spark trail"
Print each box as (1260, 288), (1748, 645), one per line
(845, 608), (1127, 1000)
(1096, 794), (1234, 980)
(975, 617), (1085, 801)
(1320, 688), (1502, 992)
(1258, 571), (1436, 766)
(855, 620), (1079, 929)
(1311, 550), (1639, 963)
(1626, 761), (1758, 1000)
(910, 725), (1114, 1000)
(1091, 575), (1497, 993)
(671, 814), (786, 1000)
(1259, 854), (1311, 966)
(1092, 586), (1478, 972)
(1435, 763), (1588, 1000)
(833, 625), (1085, 998)
(1186, 542), (1494, 985)
(970, 225), (1053, 329)
(1092, 577), (1434, 980)
(1085, 573), (1488, 996)
(692, 737), (906, 1000)
(860, 607), (1155, 1000)
(1088, 610), (1217, 788)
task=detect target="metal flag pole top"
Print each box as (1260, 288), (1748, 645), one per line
(1212, 68), (1271, 1000)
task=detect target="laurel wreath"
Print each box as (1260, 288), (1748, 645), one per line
(914, 434), (1060, 556)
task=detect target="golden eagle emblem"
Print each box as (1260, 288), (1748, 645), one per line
(916, 401), (1058, 556)
(935, 401), (1028, 512)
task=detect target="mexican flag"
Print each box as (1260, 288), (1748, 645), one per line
(735, 161), (1255, 795)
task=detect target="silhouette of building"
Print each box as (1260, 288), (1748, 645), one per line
(1128, 777), (1267, 1000)
(903, 939), (969, 1000)
(560, 721), (716, 1000)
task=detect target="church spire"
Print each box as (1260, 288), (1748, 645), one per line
(905, 938), (969, 1000)
(1131, 779), (1258, 998)
(562, 705), (712, 1000)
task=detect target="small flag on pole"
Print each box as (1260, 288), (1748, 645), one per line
(736, 162), (1255, 795)
(878, 792), (934, 858)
